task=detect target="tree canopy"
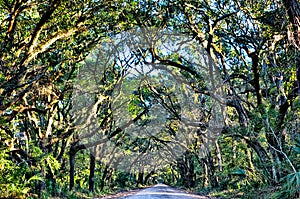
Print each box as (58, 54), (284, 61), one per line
(0, 0), (299, 198)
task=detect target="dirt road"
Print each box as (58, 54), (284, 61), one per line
(101, 184), (216, 199)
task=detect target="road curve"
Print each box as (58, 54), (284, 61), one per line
(101, 184), (215, 199)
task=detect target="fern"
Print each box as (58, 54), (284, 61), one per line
(272, 172), (300, 199)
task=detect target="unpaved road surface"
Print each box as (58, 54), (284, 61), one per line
(101, 184), (216, 199)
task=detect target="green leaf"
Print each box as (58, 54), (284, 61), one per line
(27, 175), (43, 183)
(230, 168), (246, 176)
(292, 146), (300, 154)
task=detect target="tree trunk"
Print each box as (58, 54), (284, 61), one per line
(38, 136), (46, 197)
(186, 152), (196, 187)
(282, 0), (300, 101)
(144, 170), (154, 185)
(250, 52), (262, 106)
(137, 169), (144, 186)
(89, 148), (96, 192)
(69, 152), (75, 190)
(245, 142), (255, 172)
(202, 159), (209, 187)
(283, 0), (300, 48)
(215, 140), (223, 172)
(246, 139), (274, 181)
(100, 165), (109, 190)
(206, 151), (218, 188)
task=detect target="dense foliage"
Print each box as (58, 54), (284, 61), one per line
(0, 0), (299, 198)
